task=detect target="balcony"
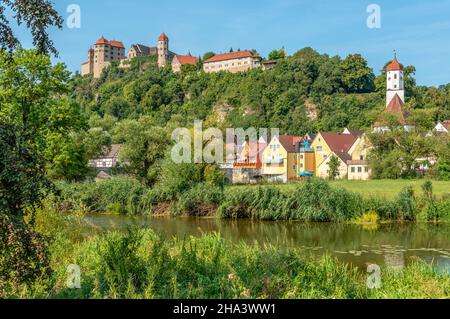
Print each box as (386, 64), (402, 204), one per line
(264, 158), (284, 164)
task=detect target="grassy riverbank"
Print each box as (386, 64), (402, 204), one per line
(56, 178), (450, 222)
(4, 223), (449, 299)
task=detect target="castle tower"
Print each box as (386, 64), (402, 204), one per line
(386, 52), (405, 107)
(158, 32), (169, 68)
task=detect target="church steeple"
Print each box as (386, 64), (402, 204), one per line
(386, 51), (405, 107)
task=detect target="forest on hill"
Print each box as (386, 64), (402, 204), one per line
(70, 48), (449, 135)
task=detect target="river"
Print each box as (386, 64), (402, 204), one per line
(85, 214), (450, 272)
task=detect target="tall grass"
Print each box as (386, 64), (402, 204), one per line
(56, 177), (450, 222)
(5, 230), (448, 299)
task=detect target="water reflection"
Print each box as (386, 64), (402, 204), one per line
(85, 215), (450, 271)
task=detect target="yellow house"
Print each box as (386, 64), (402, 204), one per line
(296, 135), (316, 177)
(347, 134), (372, 180)
(262, 135), (302, 183)
(311, 132), (358, 179)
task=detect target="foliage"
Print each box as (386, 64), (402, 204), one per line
(0, 213), (51, 297)
(327, 155), (341, 180)
(218, 179), (363, 221)
(6, 230), (449, 299)
(0, 0), (63, 56)
(0, 117), (51, 218)
(113, 117), (169, 185)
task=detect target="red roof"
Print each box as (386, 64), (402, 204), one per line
(277, 135), (303, 153)
(441, 120), (450, 129)
(109, 40), (124, 48)
(175, 55), (198, 65)
(204, 51), (255, 63)
(158, 33), (168, 41)
(96, 36), (108, 45)
(387, 57), (404, 71)
(386, 94), (406, 124)
(320, 133), (358, 154)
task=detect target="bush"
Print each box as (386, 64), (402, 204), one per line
(0, 214), (51, 297)
(57, 177), (146, 215)
(176, 183), (224, 216)
(219, 179), (363, 222)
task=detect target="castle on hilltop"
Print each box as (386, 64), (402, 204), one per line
(81, 36), (126, 78)
(81, 33), (199, 78)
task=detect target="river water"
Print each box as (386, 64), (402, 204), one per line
(85, 214), (450, 271)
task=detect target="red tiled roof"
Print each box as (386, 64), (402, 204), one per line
(109, 40), (124, 48)
(96, 36), (108, 45)
(442, 120), (450, 129)
(386, 57), (404, 71)
(320, 133), (358, 154)
(277, 135), (303, 153)
(175, 55), (199, 65)
(204, 51), (255, 63)
(158, 33), (168, 41)
(386, 94), (406, 124)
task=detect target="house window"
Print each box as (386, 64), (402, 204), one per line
(358, 167), (362, 173)
(360, 155), (364, 161)
(394, 74), (397, 79)
(351, 167), (355, 173)
(316, 146), (322, 151)
(365, 167), (369, 173)
(300, 164), (304, 168)
(293, 165), (296, 170)
(323, 155), (328, 160)
(300, 155), (304, 159)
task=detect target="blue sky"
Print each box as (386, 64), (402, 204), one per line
(11, 0), (450, 86)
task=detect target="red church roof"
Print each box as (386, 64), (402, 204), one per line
(204, 51), (255, 63)
(386, 94), (406, 124)
(386, 57), (404, 71)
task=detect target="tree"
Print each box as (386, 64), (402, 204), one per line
(113, 117), (169, 185)
(0, 0), (63, 56)
(0, 119), (51, 217)
(203, 51), (215, 61)
(268, 49), (286, 60)
(327, 155), (341, 180)
(340, 54), (375, 93)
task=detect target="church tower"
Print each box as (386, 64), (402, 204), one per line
(386, 53), (405, 107)
(158, 32), (169, 68)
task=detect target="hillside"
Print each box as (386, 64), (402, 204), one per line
(69, 48), (450, 135)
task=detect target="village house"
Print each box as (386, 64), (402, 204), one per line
(311, 132), (358, 180)
(203, 50), (262, 73)
(88, 144), (123, 170)
(81, 37), (126, 78)
(261, 135), (303, 182)
(346, 134), (372, 180)
(232, 137), (267, 183)
(431, 120), (450, 134)
(295, 134), (316, 178)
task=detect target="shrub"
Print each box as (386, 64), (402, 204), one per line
(219, 179), (363, 222)
(176, 183), (224, 216)
(0, 214), (51, 297)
